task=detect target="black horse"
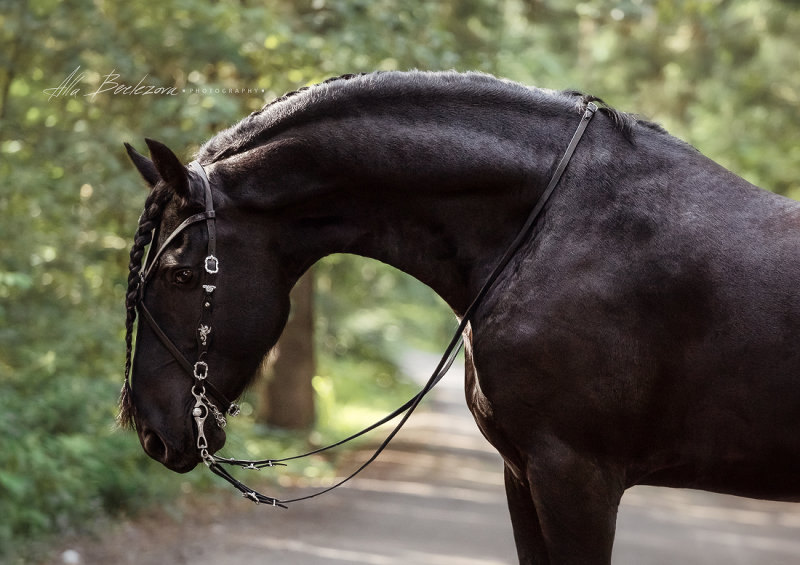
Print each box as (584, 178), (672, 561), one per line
(120, 71), (800, 563)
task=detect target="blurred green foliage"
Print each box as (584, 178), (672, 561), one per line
(1, 0), (798, 560)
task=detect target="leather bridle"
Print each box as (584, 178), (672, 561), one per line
(127, 102), (597, 508)
(134, 162), (240, 445)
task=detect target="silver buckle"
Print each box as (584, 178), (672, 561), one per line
(243, 491), (260, 504)
(204, 255), (219, 274)
(193, 361), (209, 380)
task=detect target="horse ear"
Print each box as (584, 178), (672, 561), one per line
(124, 142), (160, 188)
(144, 138), (190, 199)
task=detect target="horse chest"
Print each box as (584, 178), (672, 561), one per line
(463, 332), (535, 477)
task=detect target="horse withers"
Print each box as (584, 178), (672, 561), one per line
(120, 71), (800, 563)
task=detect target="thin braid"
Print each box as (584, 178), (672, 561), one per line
(255, 73), (367, 116)
(203, 73), (371, 164)
(117, 189), (172, 429)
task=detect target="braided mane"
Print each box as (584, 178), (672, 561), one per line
(257, 72), (367, 117)
(197, 71), (664, 166)
(117, 185), (174, 429)
(199, 73), (367, 164)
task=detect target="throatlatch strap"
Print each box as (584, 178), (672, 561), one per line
(190, 161), (217, 260)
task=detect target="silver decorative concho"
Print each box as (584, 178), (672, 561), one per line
(198, 324), (212, 346)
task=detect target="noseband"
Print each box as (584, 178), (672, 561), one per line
(127, 103), (598, 508)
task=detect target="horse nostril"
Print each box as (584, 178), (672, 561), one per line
(142, 429), (168, 463)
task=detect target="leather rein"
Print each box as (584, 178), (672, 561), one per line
(130, 102), (598, 508)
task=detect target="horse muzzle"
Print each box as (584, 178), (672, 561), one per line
(137, 421), (225, 473)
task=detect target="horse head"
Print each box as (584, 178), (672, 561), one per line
(119, 139), (290, 472)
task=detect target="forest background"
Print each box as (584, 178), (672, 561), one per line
(1, 0), (799, 560)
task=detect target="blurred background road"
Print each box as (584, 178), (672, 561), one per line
(55, 355), (800, 565)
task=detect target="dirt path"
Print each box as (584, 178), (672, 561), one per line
(49, 363), (800, 565)
(52, 384), (518, 565)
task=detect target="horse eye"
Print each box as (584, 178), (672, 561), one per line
(173, 269), (193, 285)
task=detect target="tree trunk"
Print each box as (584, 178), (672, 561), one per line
(258, 270), (316, 429)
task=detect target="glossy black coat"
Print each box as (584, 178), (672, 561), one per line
(125, 71), (800, 564)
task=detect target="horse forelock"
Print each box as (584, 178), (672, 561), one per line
(119, 184), (174, 429)
(117, 379), (135, 429)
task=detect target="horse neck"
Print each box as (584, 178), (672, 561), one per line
(216, 107), (583, 315)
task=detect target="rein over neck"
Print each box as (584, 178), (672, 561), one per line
(125, 98), (597, 506)
(191, 101), (599, 507)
